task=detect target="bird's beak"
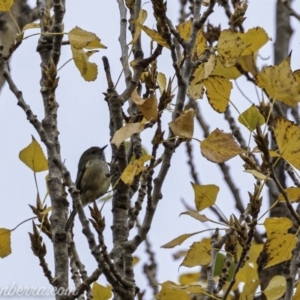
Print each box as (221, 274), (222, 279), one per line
(101, 145), (108, 151)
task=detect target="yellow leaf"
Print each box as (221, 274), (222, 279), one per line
(240, 280), (260, 300)
(180, 284), (204, 300)
(176, 19), (193, 41)
(247, 243), (264, 264)
(68, 26), (107, 49)
(120, 164), (136, 185)
(202, 75), (232, 113)
(111, 123), (144, 149)
(121, 154), (152, 185)
(169, 110), (195, 139)
(244, 169), (268, 180)
(239, 27), (269, 56)
(129, 60), (136, 68)
(217, 30), (248, 67)
(256, 55), (300, 107)
(294, 70), (300, 85)
(161, 232), (201, 249)
(191, 183), (219, 211)
(71, 46), (98, 81)
(238, 105), (265, 131)
(193, 29), (206, 58)
(237, 243), (263, 285)
(161, 281), (204, 294)
(239, 54), (258, 76)
(137, 23), (170, 49)
(40, 206), (52, 215)
(213, 54), (259, 79)
(236, 263), (257, 283)
(133, 256), (140, 266)
(263, 275), (286, 300)
(179, 273), (200, 285)
(212, 56), (241, 79)
(85, 40), (107, 50)
(176, 19), (206, 59)
(157, 72), (167, 94)
(130, 88), (144, 105)
(292, 282), (300, 300)
(19, 136), (48, 172)
(202, 0), (210, 5)
(180, 211), (209, 222)
(133, 155), (152, 173)
(200, 129), (245, 163)
(181, 240), (212, 267)
(129, 9), (147, 45)
(0, 228), (11, 258)
(188, 54), (216, 100)
(130, 89), (158, 120)
(0, 0), (13, 11)
(215, 27), (268, 71)
(159, 286), (190, 300)
(274, 117), (300, 169)
(264, 218), (297, 268)
(23, 23), (40, 31)
(136, 95), (158, 121)
(92, 282), (112, 300)
(278, 187), (300, 203)
(268, 150), (280, 157)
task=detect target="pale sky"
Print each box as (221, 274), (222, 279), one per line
(0, 0), (300, 299)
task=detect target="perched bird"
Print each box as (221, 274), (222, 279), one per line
(65, 146), (110, 231)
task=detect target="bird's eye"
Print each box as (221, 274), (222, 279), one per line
(92, 150), (96, 155)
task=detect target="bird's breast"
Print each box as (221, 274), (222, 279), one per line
(80, 159), (110, 204)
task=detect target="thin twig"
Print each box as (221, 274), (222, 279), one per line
(270, 164), (300, 225)
(283, 1), (300, 21)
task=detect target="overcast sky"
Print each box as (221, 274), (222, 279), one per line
(0, 0), (300, 299)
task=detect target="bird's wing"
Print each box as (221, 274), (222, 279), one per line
(75, 160), (89, 190)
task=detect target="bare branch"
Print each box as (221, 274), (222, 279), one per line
(142, 231), (159, 296)
(283, 0), (300, 21)
(117, 0), (132, 85)
(51, 0), (65, 66)
(204, 229), (219, 299)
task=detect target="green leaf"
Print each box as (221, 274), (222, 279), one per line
(238, 105), (265, 131)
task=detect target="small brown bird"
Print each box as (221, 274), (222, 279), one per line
(65, 146), (110, 231)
